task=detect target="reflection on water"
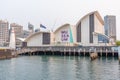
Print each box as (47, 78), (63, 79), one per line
(0, 56), (120, 80)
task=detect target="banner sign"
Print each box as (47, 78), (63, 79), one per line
(61, 30), (69, 41)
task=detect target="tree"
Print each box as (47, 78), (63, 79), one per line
(116, 41), (120, 46)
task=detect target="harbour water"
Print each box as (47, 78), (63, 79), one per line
(0, 56), (120, 80)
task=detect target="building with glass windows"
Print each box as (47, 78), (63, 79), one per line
(104, 15), (116, 45)
(23, 11), (112, 47)
(76, 11), (109, 46)
(0, 20), (9, 46)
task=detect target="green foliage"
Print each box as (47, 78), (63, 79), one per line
(116, 41), (120, 46)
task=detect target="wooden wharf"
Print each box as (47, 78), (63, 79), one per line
(14, 46), (118, 58)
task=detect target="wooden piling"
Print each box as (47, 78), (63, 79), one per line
(106, 49), (108, 57)
(52, 51), (54, 55)
(100, 49), (102, 57)
(64, 49), (66, 56)
(69, 48), (71, 56)
(112, 52), (114, 57)
(78, 51), (80, 56)
(44, 50), (46, 55)
(74, 49), (75, 56)
(84, 49), (85, 56)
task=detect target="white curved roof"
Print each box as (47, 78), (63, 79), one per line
(76, 11), (104, 27)
(54, 23), (70, 33)
(24, 31), (50, 41)
(17, 38), (25, 41)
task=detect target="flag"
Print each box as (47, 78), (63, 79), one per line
(40, 24), (46, 29)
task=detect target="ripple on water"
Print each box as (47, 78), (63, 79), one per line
(0, 56), (119, 80)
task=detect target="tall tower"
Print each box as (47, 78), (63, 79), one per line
(9, 27), (16, 49)
(104, 15), (116, 41)
(28, 22), (34, 34)
(0, 20), (9, 46)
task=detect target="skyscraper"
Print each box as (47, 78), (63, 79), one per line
(0, 20), (9, 46)
(104, 15), (116, 41)
(10, 23), (23, 38)
(28, 22), (34, 34)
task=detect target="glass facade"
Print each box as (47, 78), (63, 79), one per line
(104, 15), (116, 41)
(98, 34), (109, 43)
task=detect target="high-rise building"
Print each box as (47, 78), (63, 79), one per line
(0, 20), (9, 46)
(28, 22), (34, 34)
(10, 23), (23, 38)
(104, 15), (116, 41)
(10, 23), (23, 47)
(21, 30), (30, 38)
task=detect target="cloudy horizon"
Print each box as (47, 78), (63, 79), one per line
(0, 0), (120, 40)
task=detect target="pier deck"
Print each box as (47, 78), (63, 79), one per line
(14, 46), (118, 57)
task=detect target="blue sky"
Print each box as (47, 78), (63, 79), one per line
(0, 0), (120, 39)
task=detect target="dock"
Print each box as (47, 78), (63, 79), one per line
(15, 46), (118, 58)
(0, 47), (13, 59)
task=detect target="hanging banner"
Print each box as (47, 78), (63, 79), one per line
(61, 30), (69, 42)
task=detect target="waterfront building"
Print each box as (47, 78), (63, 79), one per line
(54, 24), (76, 46)
(24, 31), (50, 46)
(22, 11), (111, 47)
(10, 23), (23, 47)
(76, 11), (108, 46)
(0, 20), (9, 46)
(104, 15), (116, 44)
(23, 24), (75, 47)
